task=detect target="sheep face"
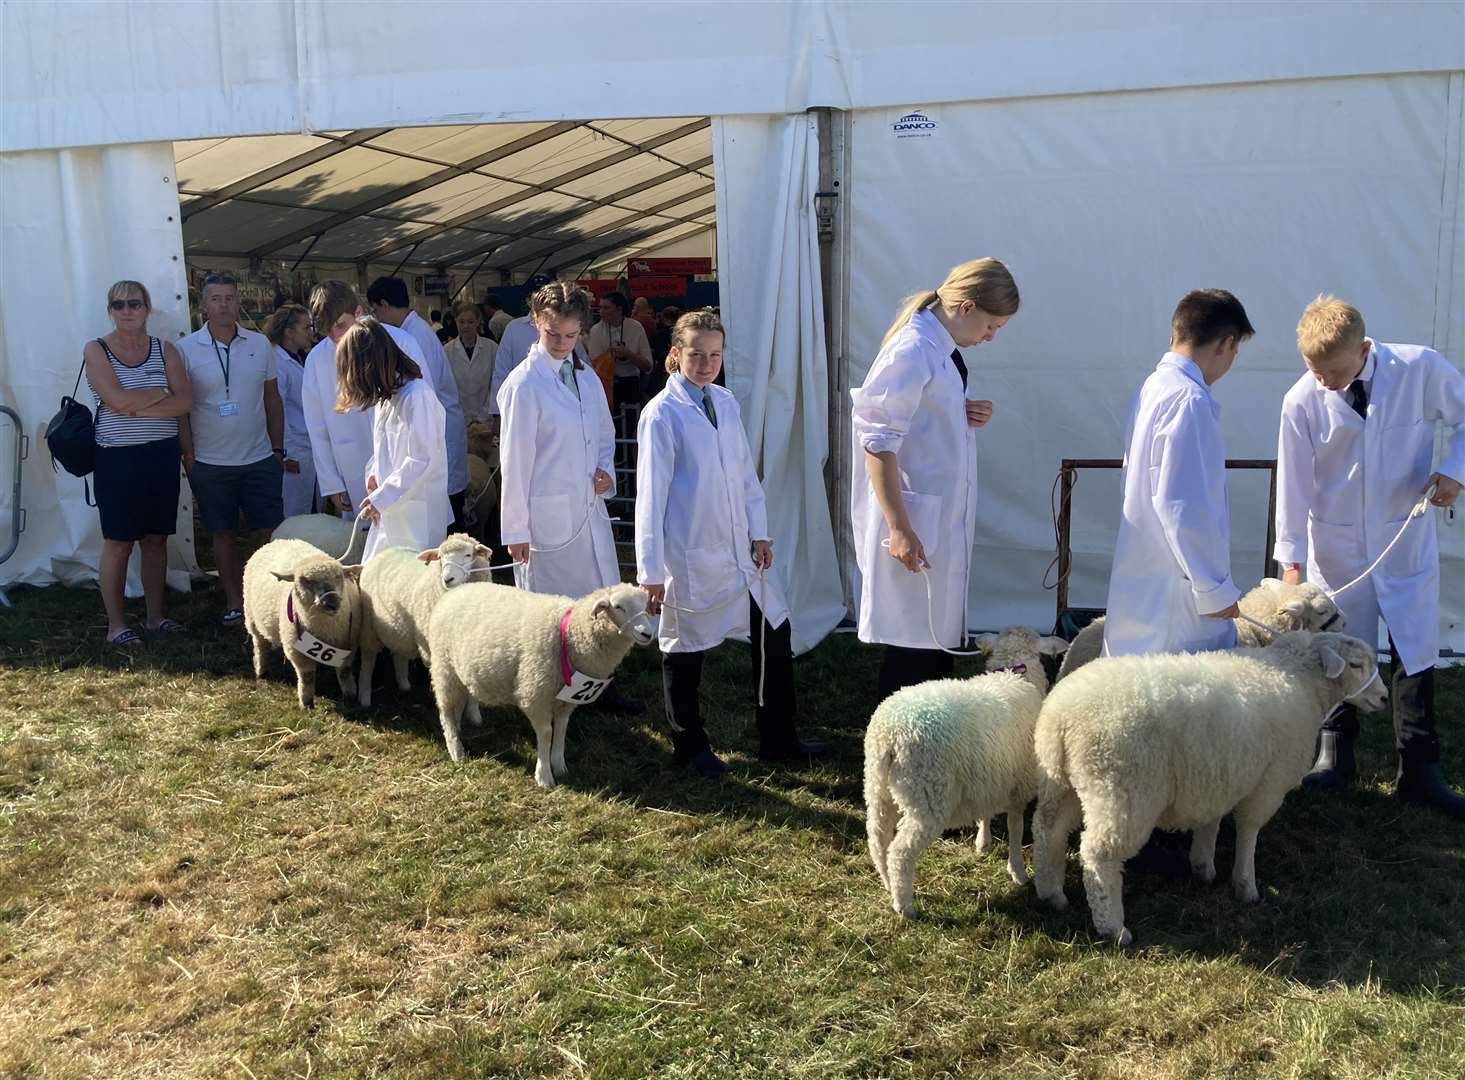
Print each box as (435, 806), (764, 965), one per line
(422, 534), (493, 588)
(972, 627), (1071, 691)
(1314, 632), (1388, 712)
(272, 557), (360, 615)
(1258, 578), (1345, 634)
(593, 585), (655, 646)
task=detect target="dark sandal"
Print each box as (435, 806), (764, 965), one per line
(149, 619), (186, 634)
(106, 628), (144, 646)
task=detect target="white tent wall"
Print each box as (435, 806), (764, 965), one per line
(5, 2), (1461, 153)
(0, 143), (200, 592)
(844, 72), (1465, 651)
(713, 115), (845, 654)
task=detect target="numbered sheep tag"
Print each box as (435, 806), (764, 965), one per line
(557, 669), (610, 705)
(293, 628), (352, 668)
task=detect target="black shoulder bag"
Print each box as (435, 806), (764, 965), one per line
(45, 345), (99, 503)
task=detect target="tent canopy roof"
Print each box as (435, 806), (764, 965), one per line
(176, 117), (715, 275)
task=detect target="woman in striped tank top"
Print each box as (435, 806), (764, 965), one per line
(82, 280), (193, 646)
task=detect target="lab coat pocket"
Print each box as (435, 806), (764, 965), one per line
(1308, 517), (1363, 586)
(1378, 512), (1435, 579)
(530, 493), (575, 548)
(682, 545), (740, 608)
(901, 490), (943, 558)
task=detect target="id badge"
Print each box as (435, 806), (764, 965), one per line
(556, 669), (610, 705)
(218, 400), (240, 417)
(292, 628), (351, 668)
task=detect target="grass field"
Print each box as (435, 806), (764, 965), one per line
(2, 578), (1463, 1079)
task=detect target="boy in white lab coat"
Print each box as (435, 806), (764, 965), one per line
(636, 310), (824, 778)
(1278, 296), (1465, 819)
(1103, 290), (1254, 657)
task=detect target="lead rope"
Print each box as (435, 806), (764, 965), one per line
(1324, 482), (1437, 600)
(881, 539), (986, 657)
(660, 566), (771, 707)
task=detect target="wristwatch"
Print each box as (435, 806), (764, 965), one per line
(272, 447), (286, 457)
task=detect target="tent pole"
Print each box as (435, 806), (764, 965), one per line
(451, 250), (495, 301)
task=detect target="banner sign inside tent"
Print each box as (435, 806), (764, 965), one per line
(573, 279), (619, 299)
(623, 276), (687, 299)
(627, 257), (711, 276)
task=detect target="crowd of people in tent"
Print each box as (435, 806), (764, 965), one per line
(78, 258), (1465, 814)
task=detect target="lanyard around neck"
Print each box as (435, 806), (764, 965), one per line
(210, 329), (235, 397)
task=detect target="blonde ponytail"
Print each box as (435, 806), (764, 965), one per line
(879, 258), (1019, 349)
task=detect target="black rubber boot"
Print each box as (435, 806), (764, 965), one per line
(1394, 756), (1465, 821)
(1303, 729), (1357, 790)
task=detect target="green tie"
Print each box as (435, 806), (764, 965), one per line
(559, 359), (580, 399)
(701, 391), (717, 428)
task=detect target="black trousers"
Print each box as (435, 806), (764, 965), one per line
(1323, 634), (1436, 757)
(448, 490), (466, 537)
(877, 645), (955, 700)
(660, 596), (796, 758)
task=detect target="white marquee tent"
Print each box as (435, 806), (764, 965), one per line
(2, 0), (1462, 656)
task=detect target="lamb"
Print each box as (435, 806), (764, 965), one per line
(356, 533), (494, 706)
(1055, 578), (1345, 682)
(272, 512), (368, 564)
(426, 581), (654, 786)
(1031, 631), (1386, 946)
(864, 627), (1072, 918)
(242, 538), (367, 709)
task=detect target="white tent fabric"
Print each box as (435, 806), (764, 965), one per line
(714, 115), (844, 654)
(845, 73), (1465, 652)
(0, 143), (200, 593)
(5, 2), (1461, 153)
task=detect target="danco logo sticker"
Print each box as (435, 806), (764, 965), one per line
(892, 111), (938, 139)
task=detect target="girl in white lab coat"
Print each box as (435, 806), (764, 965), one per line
(851, 258), (1019, 699)
(497, 282), (642, 715)
(335, 318), (450, 563)
(636, 310), (823, 778)
(1280, 296), (1465, 819)
(264, 303), (317, 516)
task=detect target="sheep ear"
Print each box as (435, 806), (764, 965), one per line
(417, 548), (441, 563)
(1259, 577), (1286, 594)
(593, 597), (614, 620)
(475, 544), (492, 561)
(1281, 598), (1307, 621)
(972, 632), (998, 654)
(1037, 635), (1071, 656)
(344, 564), (363, 581)
(1318, 644), (1347, 680)
(271, 570), (296, 582)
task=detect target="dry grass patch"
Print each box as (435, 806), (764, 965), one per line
(2, 582), (1463, 1078)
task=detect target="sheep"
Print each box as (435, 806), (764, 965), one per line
(243, 538), (367, 709)
(465, 420), (496, 461)
(463, 453), (499, 530)
(426, 581), (654, 786)
(1054, 578), (1345, 682)
(272, 512), (368, 564)
(356, 533), (495, 707)
(864, 627), (1072, 918)
(1031, 631), (1386, 946)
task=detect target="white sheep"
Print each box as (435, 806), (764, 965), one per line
(864, 627), (1072, 918)
(356, 533), (495, 706)
(272, 512), (368, 564)
(243, 538), (367, 709)
(426, 581), (654, 786)
(1031, 631), (1386, 946)
(1055, 578), (1345, 682)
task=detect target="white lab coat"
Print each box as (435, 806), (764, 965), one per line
(444, 334), (496, 424)
(274, 344), (317, 516)
(497, 342), (619, 597)
(362, 377), (451, 563)
(850, 308), (978, 649)
(301, 322), (426, 512)
(1275, 339), (1465, 674)
(636, 375), (791, 653)
(1103, 352), (1239, 657)
(490, 315), (590, 417)
(401, 310), (467, 495)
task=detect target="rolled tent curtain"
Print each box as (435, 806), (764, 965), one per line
(713, 114), (846, 654)
(0, 142), (199, 592)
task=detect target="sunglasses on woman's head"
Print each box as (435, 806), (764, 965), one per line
(110, 299), (146, 311)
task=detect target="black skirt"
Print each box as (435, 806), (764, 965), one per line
(93, 436), (182, 541)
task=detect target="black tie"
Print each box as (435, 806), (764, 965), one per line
(1348, 378), (1368, 420)
(949, 349), (968, 391)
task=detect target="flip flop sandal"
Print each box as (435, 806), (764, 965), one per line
(221, 608), (244, 626)
(106, 628), (144, 646)
(149, 619), (186, 634)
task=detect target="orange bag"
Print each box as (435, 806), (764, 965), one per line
(591, 350), (616, 412)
